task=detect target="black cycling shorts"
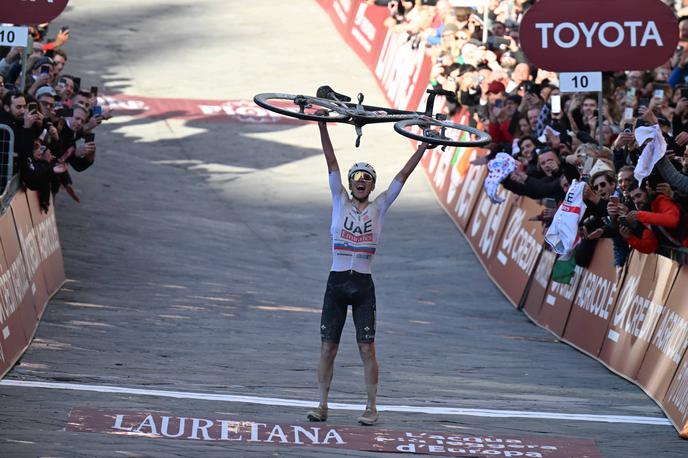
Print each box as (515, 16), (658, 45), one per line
(320, 270), (376, 344)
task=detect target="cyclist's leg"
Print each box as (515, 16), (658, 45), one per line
(352, 274), (379, 418)
(311, 272), (347, 419)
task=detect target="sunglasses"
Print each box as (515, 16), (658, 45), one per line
(350, 171), (373, 182)
(592, 182), (608, 191)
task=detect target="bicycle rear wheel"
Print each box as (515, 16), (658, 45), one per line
(394, 117), (492, 147)
(253, 93), (350, 122)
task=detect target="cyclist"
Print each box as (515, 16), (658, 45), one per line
(306, 120), (430, 426)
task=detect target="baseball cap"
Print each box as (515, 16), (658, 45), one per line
(35, 85), (57, 99)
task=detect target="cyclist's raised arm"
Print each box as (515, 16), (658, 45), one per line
(393, 142), (429, 184)
(318, 121), (338, 173)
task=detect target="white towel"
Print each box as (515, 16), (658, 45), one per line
(545, 180), (587, 255)
(484, 152), (518, 204)
(634, 124), (666, 186)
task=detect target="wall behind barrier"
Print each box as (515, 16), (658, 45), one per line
(317, 0), (688, 437)
(0, 189), (66, 379)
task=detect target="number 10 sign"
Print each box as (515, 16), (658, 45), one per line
(559, 72), (602, 93)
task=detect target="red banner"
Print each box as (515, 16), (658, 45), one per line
(519, 0), (678, 72)
(0, 0), (69, 25)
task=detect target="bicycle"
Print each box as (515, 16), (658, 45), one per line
(253, 86), (491, 148)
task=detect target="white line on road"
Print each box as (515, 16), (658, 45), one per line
(0, 379), (671, 426)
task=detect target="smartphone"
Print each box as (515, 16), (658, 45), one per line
(627, 87), (636, 97)
(83, 132), (95, 143)
(73, 76), (81, 90)
(27, 102), (38, 113)
(551, 95), (561, 114)
(93, 105), (102, 116)
(60, 26), (69, 33)
(494, 99), (503, 108)
(681, 88), (688, 99)
(40, 65), (50, 75)
(610, 195), (620, 205)
(653, 89), (665, 99)
(90, 86), (98, 97)
(639, 98), (650, 107)
(623, 122), (633, 133)
(623, 107), (634, 120)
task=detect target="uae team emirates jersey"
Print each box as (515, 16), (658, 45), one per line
(329, 171), (403, 274)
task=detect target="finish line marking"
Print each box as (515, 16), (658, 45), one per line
(0, 379), (671, 426)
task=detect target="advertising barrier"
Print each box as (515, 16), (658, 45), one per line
(599, 252), (679, 379)
(562, 239), (618, 357)
(318, 0), (688, 436)
(0, 189), (66, 379)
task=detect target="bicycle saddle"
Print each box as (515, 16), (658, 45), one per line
(316, 85), (352, 102)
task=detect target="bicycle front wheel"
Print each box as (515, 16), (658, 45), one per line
(394, 117), (492, 147)
(253, 93), (350, 122)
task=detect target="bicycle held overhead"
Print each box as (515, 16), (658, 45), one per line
(253, 85), (491, 148)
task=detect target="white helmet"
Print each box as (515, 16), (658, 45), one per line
(347, 162), (377, 182)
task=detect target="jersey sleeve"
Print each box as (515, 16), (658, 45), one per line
(376, 178), (404, 214)
(329, 170), (347, 203)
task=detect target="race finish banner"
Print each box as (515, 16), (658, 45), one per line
(519, 0), (678, 72)
(67, 408), (604, 457)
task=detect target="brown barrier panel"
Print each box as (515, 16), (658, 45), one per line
(422, 144), (487, 233)
(464, 187), (513, 267)
(599, 251), (679, 379)
(0, 209), (33, 376)
(11, 190), (49, 318)
(486, 197), (545, 307)
(663, 351), (688, 438)
(636, 266), (688, 401)
(522, 248), (557, 320)
(536, 265), (584, 337)
(562, 239), (618, 357)
(25, 190), (65, 296)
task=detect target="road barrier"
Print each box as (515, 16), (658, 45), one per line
(318, 0), (688, 438)
(0, 173), (66, 379)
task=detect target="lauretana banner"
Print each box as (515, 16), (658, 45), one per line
(316, 0), (688, 437)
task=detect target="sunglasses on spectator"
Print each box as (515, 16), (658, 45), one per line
(592, 182), (609, 191)
(350, 171), (373, 182)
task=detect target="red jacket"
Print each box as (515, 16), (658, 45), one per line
(627, 195), (684, 253)
(488, 118), (514, 145)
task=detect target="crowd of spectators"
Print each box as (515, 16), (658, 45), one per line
(0, 24), (110, 211)
(370, 0), (688, 273)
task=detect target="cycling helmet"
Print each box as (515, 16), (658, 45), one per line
(347, 162), (377, 182)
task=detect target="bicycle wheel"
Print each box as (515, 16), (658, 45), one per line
(393, 117), (492, 147)
(253, 93), (350, 122)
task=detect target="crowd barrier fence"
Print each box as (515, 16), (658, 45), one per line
(317, 0), (688, 438)
(0, 132), (66, 379)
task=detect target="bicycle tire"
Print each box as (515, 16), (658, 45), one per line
(393, 117), (492, 147)
(253, 93), (350, 122)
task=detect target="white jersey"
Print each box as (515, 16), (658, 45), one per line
(545, 180), (586, 256)
(329, 170), (403, 274)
